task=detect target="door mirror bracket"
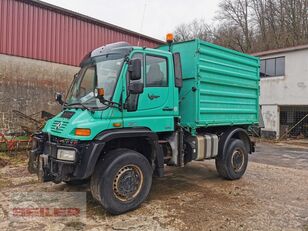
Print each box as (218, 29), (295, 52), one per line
(128, 82), (144, 94)
(55, 92), (64, 105)
(124, 82), (144, 111)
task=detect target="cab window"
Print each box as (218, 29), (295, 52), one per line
(78, 66), (96, 97)
(145, 55), (168, 87)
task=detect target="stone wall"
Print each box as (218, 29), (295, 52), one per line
(0, 54), (79, 133)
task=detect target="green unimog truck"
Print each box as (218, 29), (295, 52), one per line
(28, 37), (260, 214)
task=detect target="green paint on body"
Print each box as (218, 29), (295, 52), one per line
(159, 39), (260, 131)
(44, 40), (260, 141)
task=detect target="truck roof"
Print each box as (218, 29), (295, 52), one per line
(131, 46), (171, 56)
(80, 42), (172, 66)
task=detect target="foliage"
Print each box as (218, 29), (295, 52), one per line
(173, 0), (308, 53)
(174, 19), (214, 42)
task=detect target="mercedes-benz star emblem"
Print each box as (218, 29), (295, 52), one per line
(55, 122), (63, 130)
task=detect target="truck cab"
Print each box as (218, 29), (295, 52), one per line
(29, 38), (259, 214)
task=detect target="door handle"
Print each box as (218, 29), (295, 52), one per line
(148, 94), (160, 100)
(163, 107), (174, 111)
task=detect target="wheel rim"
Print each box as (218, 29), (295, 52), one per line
(113, 164), (144, 202)
(231, 148), (245, 173)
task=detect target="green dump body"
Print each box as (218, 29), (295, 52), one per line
(160, 39), (260, 130)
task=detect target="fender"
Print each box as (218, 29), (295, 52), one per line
(80, 128), (164, 179)
(218, 127), (252, 160)
(95, 127), (158, 142)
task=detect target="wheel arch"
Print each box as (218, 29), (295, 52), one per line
(83, 128), (164, 179)
(218, 127), (252, 159)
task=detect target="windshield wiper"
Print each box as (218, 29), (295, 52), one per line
(65, 102), (90, 110)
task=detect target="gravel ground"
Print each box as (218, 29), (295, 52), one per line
(0, 141), (307, 231)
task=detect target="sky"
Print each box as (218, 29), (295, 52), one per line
(42, 0), (221, 40)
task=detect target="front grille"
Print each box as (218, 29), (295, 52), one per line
(43, 142), (58, 158)
(61, 111), (75, 119)
(50, 135), (79, 145)
(50, 120), (69, 134)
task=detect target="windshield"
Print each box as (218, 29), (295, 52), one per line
(66, 54), (124, 108)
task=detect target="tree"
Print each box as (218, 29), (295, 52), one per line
(217, 0), (253, 52)
(173, 19), (213, 42)
(213, 23), (247, 52)
(173, 0), (308, 53)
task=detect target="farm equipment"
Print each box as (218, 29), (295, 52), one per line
(0, 110), (53, 153)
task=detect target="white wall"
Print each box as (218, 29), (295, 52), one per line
(260, 105), (279, 138)
(260, 49), (308, 105)
(259, 48), (308, 138)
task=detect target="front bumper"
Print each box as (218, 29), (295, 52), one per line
(28, 133), (104, 183)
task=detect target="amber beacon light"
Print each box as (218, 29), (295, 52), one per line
(166, 33), (174, 43)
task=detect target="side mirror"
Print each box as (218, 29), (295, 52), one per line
(128, 59), (142, 80)
(55, 92), (64, 105)
(173, 53), (183, 88)
(128, 82), (144, 94)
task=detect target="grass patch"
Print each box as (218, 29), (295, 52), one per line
(0, 152), (10, 167)
(0, 151), (28, 167)
(0, 143), (7, 151)
(0, 135), (32, 152)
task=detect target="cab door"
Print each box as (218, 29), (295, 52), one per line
(122, 51), (175, 132)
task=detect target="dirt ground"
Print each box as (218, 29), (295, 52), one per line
(0, 141), (307, 231)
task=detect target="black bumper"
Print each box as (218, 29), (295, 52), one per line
(28, 133), (105, 183)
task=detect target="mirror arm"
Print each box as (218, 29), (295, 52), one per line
(123, 91), (131, 110)
(58, 99), (64, 105)
(98, 96), (123, 111)
(55, 93), (64, 105)
(124, 56), (130, 63)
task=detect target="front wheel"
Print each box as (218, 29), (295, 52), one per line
(215, 139), (248, 180)
(90, 149), (152, 215)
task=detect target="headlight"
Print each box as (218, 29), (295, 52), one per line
(57, 149), (76, 161)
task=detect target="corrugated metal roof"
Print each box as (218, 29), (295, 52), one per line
(251, 44), (308, 57)
(0, 0), (164, 66)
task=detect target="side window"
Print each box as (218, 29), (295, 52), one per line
(260, 56), (285, 78)
(145, 55), (168, 87)
(275, 57), (285, 76)
(260, 60), (266, 77)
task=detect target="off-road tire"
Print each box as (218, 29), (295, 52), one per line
(90, 148), (152, 215)
(215, 139), (248, 180)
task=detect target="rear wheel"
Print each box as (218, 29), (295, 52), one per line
(215, 139), (248, 180)
(90, 149), (152, 214)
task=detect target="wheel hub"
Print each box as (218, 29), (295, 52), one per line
(231, 149), (244, 172)
(113, 165), (143, 201)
